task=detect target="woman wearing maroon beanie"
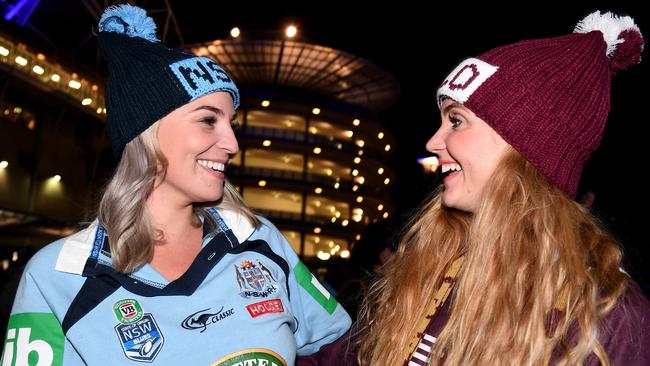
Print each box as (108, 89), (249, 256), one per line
(299, 10), (650, 366)
(359, 10), (649, 366)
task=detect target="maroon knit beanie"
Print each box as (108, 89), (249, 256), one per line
(436, 11), (644, 197)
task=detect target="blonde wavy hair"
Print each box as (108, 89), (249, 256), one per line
(357, 148), (627, 365)
(98, 122), (257, 273)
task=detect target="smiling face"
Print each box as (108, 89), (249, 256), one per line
(155, 92), (239, 205)
(426, 99), (510, 213)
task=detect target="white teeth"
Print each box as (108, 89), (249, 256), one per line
(197, 160), (226, 172)
(440, 163), (462, 173)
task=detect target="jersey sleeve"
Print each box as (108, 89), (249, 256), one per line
(1, 244), (85, 365)
(264, 221), (352, 355)
(1, 263), (67, 365)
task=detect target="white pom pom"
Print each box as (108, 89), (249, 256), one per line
(574, 11), (641, 57)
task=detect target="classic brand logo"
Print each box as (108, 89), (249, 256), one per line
(235, 260), (279, 299)
(1, 313), (64, 366)
(210, 349), (287, 366)
(181, 307), (235, 333)
(246, 299), (284, 318)
(436, 57), (498, 105)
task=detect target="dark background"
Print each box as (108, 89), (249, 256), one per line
(183, 1), (648, 288)
(2, 0), (648, 289)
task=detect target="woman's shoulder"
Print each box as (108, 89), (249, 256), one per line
(623, 279), (650, 304)
(22, 238), (65, 275)
(24, 222), (98, 278)
(214, 207), (276, 242)
(598, 279), (650, 364)
(613, 279), (650, 322)
(215, 207), (295, 255)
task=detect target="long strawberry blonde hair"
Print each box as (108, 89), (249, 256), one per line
(357, 148), (627, 365)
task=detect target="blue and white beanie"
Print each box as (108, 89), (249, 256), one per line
(98, 4), (239, 158)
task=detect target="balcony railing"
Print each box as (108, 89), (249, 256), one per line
(241, 125), (385, 159)
(230, 166), (354, 190)
(0, 34), (106, 118)
(252, 209), (355, 230)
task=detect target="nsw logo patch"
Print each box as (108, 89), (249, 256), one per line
(169, 57), (238, 105)
(113, 299), (164, 363)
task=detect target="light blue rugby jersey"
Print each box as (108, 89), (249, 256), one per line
(1, 208), (351, 365)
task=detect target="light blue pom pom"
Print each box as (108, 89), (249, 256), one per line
(99, 4), (159, 42)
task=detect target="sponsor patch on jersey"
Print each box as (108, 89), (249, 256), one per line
(181, 306), (235, 332)
(246, 299), (284, 318)
(114, 313), (164, 362)
(210, 349), (287, 366)
(2, 312), (64, 366)
(294, 261), (338, 314)
(235, 259), (279, 298)
(113, 299), (144, 324)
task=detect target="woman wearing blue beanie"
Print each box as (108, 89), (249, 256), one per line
(1, 4), (350, 365)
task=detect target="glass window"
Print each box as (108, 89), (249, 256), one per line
(247, 110), (305, 132)
(304, 234), (349, 259)
(307, 157), (350, 180)
(305, 195), (349, 220)
(310, 119), (353, 141)
(245, 149), (303, 172)
(243, 188), (302, 214)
